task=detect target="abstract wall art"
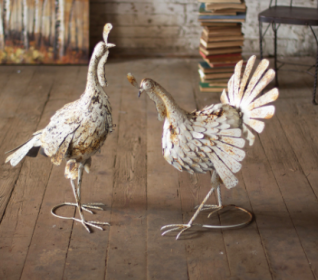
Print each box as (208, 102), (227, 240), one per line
(0, 0), (89, 64)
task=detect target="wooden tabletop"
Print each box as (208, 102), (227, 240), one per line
(0, 57), (318, 280)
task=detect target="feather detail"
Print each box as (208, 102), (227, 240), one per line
(192, 139), (202, 147)
(250, 105), (275, 120)
(237, 55), (256, 105)
(172, 161), (183, 171)
(199, 162), (209, 169)
(193, 126), (206, 133)
(244, 118), (265, 133)
(191, 163), (204, 173)
(200, 146), (212, 153)
(180, 141), (191, 152)
(217, 128), (242, 137)
(200, 138), (212, 146)
(215, 141), (246, 162)
(205, 121), (219, 128)
(84, 158), (92, 174)
(183, 130), (193, 141)
(227, 75), (235, 104)
(164, 153), (174, 164)
(187, 151), (198, 159)
(247, 88), (279, 111)
(51, 134), (73, 165)
(232, 60), (243, 107)
(212, 146), (242, 173)
(5, 135), (42, 166)
(241, 59), (270, 105)
(243, 124), (255, 146)
(204, 105), (215, 115)
(191, 131), (205, 139)
(217, 136), (245, 148)
(243, 69), (275, 106)
(185, 122), (194, 131)
(188, 142), (199, 152)
(223, 57), (279, 138)
(195, 115), (208, 122)
(220, 89), (229, 104)
(217, 123), (231, 130)
(204, 127), (219, 135)
(33, 129), (43, 136)
(65, 159), (79, 180)
(208, 152), (238, 189)
(182, 156), (193, 165)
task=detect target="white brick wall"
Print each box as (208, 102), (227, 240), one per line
(90, 0), (318, 57)
(90, 0), (202, 55)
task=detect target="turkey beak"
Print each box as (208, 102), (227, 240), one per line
(138, 89), (142, 98)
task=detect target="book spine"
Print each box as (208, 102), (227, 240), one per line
(199, 50), (242, 59)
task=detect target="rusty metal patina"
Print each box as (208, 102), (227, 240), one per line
(5, 23), (116, 233)
(127, 55), (279, 240)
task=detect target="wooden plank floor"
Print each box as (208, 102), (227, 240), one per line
(0, 57), (318, 280)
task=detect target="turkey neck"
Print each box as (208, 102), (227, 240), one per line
(149, 82), (187, 122)
(82, 42), (108, 103)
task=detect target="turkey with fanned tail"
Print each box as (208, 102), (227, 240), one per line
(127, 55), (279, 239)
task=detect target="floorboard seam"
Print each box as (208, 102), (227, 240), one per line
(104, 72), (124, 280)
(258, 124), (317, 280)
(18, 71), (55, 280)
(240, 141), (274, 280)
(145, 94), (149, 280)
(274, 113), (318, 280)
(0, 68), (38, 222)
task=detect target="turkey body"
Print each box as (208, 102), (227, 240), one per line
(40, 78), (113, 179)
(5, 23), (115, 233)
(127, 55), (279, 239)
(162, 101), (244, 188)
(6, 40), (113, 180)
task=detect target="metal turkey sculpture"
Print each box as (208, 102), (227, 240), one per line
(5, 23), (115, 233)
(127, 56), (279, 239)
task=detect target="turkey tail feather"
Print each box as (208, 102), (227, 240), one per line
(221, 55), (279, 146)
(5, 134), (42, 166)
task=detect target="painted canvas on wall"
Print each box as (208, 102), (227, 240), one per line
(0, 0), (89, 64)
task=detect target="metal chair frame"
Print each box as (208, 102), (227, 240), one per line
(259, 0), (318, 104)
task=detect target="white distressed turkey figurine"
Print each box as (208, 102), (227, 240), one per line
(127, 56), (279, 239)
(5, 23), (115, 233)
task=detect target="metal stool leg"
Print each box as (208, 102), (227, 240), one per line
(310, 25), (318, 105)
(259, 21), (263, 60)
(272, 22), (279, 87)
(313, 46), (318, 105)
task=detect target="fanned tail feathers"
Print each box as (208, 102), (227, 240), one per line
(5, 134), (42, 166)
(220, 55), (279, 146)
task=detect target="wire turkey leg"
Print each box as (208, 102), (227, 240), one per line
(161, 171), (222, 239)
(69, 164), (110, 232)
(195, 185), (224, 218)
(76, 163), (105, 214)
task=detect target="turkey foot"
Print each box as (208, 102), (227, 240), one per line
(55, 202), (105, 214)
(73, 213), (110, 233)
(70, 177), (110, 233)
(82, 203), (105, 213)
(195, 204), (224, 218)
(161, 223), (192, 240)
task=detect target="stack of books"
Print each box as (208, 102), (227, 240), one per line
(198, 0), (246, 92)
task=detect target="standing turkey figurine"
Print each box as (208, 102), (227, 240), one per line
(127, 56), (279, 239)
(5, 23), (115, 233)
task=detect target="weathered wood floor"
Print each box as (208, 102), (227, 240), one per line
(0, 57), (318, 280)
